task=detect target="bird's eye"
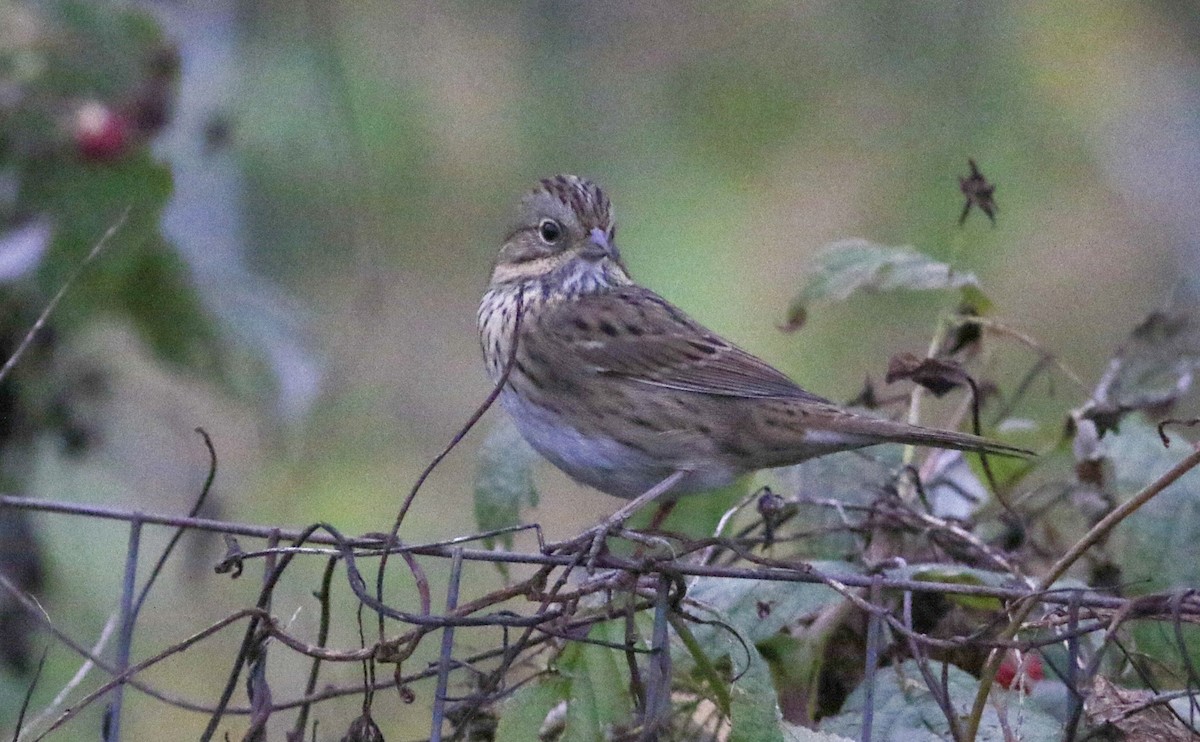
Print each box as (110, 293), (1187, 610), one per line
(538, 218), (563, 244)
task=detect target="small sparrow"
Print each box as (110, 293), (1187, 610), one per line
(478, 175), (1028, 544)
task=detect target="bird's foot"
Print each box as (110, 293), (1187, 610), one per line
(545, 518), (624, 573)
(546, 521), (677, 574)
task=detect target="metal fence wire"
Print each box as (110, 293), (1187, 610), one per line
(4, 423), (1200, 742)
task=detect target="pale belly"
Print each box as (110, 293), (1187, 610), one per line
(499, 390), (739, 500)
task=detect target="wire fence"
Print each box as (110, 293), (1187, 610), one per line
(4, 433), (1200, 741)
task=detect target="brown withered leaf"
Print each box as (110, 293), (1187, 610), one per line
(885, 353), (970, 398)
(340, 712), (385, 742)
(847, 376), (879, 409)
(1087, 676), (1197, 742)
(1076, 292), (1200, 438)
(958, 158), (998, 226)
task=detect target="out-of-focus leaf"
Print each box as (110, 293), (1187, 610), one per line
(768, 447), (901, 559)
(1077, 418), (1200, 673)
(24, 151), (172, 294)
(783, 240), (981, 331)
(1078, 288), (1200, 435)
(20, 152), (224, 372)
(781, 724), (855, 742)
(474, 418), (540, 552)
(559, 620), (634, 742)
(821, 659), (1061, 741)
(688, 563), (856, 644)
(494, 675), (569, 742)
(41, 0), (167, 99)
(676, 600), (786, 742)
(891, 564), (1007, 612)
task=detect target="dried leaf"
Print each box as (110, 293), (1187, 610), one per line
(1087, 676), (1199, 742)
(958, 158), (998, 226)
(1078, 288), (1200, 435)
(885, 353), (970, 398)
(339, 713), (385, 742)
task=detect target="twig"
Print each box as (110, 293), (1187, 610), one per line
(964, 442), (1200, 740)
(430, 549), (464, 742)
(375, 292), (523, 639)
(104, 518), (142, 741)
(10, 646), (48, 742)
(0, 208), (129, 386)
(0, 493), (1175, 610)
(289, 555), (339, 741)
(132, 428), (218, 619)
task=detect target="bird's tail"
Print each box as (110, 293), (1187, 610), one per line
(840, 416), (1033, 458)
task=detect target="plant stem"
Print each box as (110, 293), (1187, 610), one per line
(962, 443), (1200, 740)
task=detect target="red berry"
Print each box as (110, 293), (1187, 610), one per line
(996, 651), (1043, 694)
(73, 101), (131, 161)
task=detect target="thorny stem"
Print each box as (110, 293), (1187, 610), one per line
(963, 442), (1200, 741)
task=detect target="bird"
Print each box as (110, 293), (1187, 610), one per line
(478, 175), (1029, 551)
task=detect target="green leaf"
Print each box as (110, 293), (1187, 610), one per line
(474, 418), (540, 552)
(675, 601), (787, 742)
(821, 660), (1061, 741)
(494, 623), (635, 742)
(728, 637), (786, 742)
(559, 621), (634, 742)
(1100, 419), (1200, 671)
(689, 565), (859, 727)
(893, 564), (1008, 612)
(768, 449), (901, 559)
(784, 240), (981, 331)
(494, 675), (569, 742)
(688, 564), (855, 645)
(1104, 419), (1200, 594)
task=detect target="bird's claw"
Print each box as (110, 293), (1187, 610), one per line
(545, 520), (622, 573)
(546, 522), (677, 574)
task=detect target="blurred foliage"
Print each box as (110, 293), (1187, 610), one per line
(0, 0), (221, 372)
(0, 0), (223, 729)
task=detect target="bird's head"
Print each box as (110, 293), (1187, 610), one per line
(489, 175), (631, 293)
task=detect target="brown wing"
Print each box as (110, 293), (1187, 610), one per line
(534, 286), (832, 403)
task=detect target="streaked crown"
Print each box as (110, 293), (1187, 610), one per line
(534, 174), (613, 234)
(489, 174), (629, 291)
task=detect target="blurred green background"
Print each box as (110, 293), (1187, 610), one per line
(4, 0), (1200, 738)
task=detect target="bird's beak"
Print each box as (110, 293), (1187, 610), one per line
(581, 227), (618, 262)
